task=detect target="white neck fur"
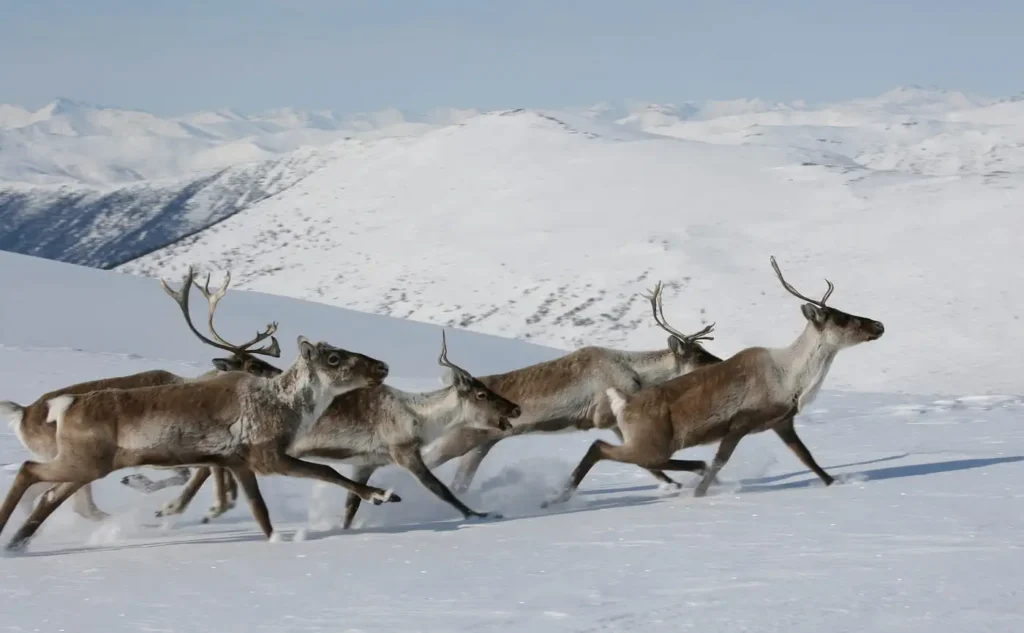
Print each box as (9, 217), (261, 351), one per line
(771, 322), (840, 412)
(403, 386), (466, 440)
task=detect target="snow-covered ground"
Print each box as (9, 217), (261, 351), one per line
(1, 252), (1023, 632)
(2, 86), (1023, 630)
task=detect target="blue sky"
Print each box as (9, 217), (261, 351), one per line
(1, 0), (1020, 115)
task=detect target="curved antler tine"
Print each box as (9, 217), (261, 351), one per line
(688, 322), (716, 342)
(438, 330), (449, 366)
(437, 329), (472, 378)
(249, 335), (281, 358)
(820, 279), (835, 305)
(159, 266), (237, 354)
(769, 255), (828, 306)
(639, 281), (663, 303)
(643, 280), (692, 340)
(640, 281), (666, 321)
(638, 279), (715, 343)
(233, 321), (279, 353)
(191, 271), (236, 348)
(160, 266), (195, 302)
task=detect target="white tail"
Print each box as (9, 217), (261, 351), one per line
(0, 401), (24, 430)
(606, 388), (629, 421)
(45, 395), (75, 425)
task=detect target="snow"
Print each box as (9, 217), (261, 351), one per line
(1, 252), (1023, 632)
(0, 98), (447, 187)
(2, 86), (1024, 630)
(116, 106), (1023, 396)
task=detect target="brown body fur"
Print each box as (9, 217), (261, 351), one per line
(0, 337), (395, 550)
(4, 370), (188, 519)
(422, 284), (721, 493)
(155, 334), (522, 528)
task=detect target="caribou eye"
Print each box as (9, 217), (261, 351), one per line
(327, 353), (340, 366)
(475, 391), (487, 400)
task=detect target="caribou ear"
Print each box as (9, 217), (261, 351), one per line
(801, 303), (827, 325)
(212, 358), (236, 372)
(667, 336), (684, 355)
(297, 335), (318, 362)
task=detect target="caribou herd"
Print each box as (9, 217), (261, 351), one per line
(0, 256), (883, 551)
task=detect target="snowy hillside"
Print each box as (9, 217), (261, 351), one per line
(0, 100), (475, 266)
(120, 102), (1024, 397)
(3, 86), (1023, 390)
(2, 252), (1023, 633)
(0, 149), (335, 268)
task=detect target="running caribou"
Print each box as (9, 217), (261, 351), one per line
(0, 268), (283, 523)
(141, 331), (522, 528)
(0, 328), (397, 549)
(420, 281), (722, 492)
(546, 256), (885, 505)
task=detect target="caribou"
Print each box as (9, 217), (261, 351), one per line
(138, 331), (522, 529)
(0, 333), (396, 550)
(545, 256), (885, 505)
(420, 282), (723, 493)
(0, 268), (283, 523)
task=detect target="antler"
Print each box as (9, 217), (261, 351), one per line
(639, 281), (715, 343)
(160, 267), (280, 358)
(161, 267), (242, 355)
(769, 256), (834, 307)
(437, 330), (473, 379)
(192, 272), (280, 357)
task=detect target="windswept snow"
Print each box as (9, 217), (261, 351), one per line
(1, 253), (1023, 632)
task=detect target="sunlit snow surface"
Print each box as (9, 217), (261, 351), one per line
(1, 253), (1022, 632)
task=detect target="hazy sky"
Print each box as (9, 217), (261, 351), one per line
(1, 0), (1020, 115)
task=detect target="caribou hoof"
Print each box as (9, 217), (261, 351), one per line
(370, 488), (401, 505)
(467, 511), (503, 521)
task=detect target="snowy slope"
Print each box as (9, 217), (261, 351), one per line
(119, 107), (1024, 397)
(0, 100), (464, 266)
(3, 86), (1023, 391)
(0, 148), (333, 268)
(2, 253), (1023, 633)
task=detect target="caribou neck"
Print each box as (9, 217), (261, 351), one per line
(402, 386), (463, 437)
(264, 359), (329, 427)
(621, 349), (682, 385)
(772, 322), (839, 411)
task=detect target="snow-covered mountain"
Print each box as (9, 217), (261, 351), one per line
(0, 148), (333, 268)
(117, 103), (1024, 397)
(0, 98), (470, 186)
(1, 86), (1023, 394)
(0, 99), (478, 266)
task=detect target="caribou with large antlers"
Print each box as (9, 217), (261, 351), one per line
(141, 331), (522, 528)
(420, 281), (723, 493)
(0, 267), (284, 523)
(0, 332), (395, 550)
(545, 256), (885, 505)
(119, 268), (286, 520)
